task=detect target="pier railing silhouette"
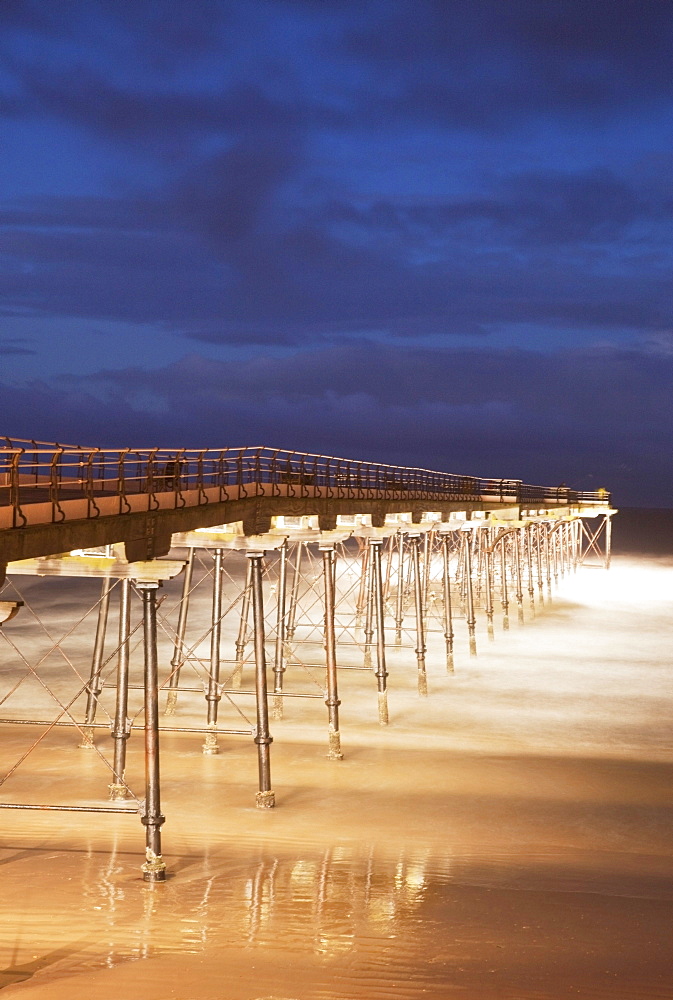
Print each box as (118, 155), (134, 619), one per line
(0, 442), (610, 531)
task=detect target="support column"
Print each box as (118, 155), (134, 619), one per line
(536, 522), (545, 604)
(79, 577), (113, 748)
(285, 541), (303, 643)
(203, 548), (223, 754)
(514, 528), (524, 624)
(422, 530), (431, 621)
(394, 530), (405, 644)
(248, 552), (275, 808)
(410, 534), (428, 696)
(484, 541), (495, 641)
(232, 556), (252, 688)
(137, 580), (166, 883)
(355, 539), (370, 625)
(109, 578), (131, 800)
(571, 519), (580, 572)
(272, 540), (288, 721)
(370, 538), (389, 724)
(363, 539), (374, 666)
(552, 525), (560, 583)
(545, 524), (553, 599)
(499, 536), (509, 631)
(321, 546), (343, 756)
(463, 529), (477, 655)
(605, 514), (613, 570)
(525, 524), (535, 609)
(441, 533), (455, 671)
(165, 547), (195, 715)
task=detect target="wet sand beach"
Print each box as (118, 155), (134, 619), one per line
(0, 539), (671, 998)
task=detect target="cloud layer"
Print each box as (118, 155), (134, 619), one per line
(1, 2), (672, 504)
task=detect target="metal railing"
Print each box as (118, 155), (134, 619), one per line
(0, 444), (611, 529)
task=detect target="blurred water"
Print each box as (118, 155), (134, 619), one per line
(0, 552), (671, 998)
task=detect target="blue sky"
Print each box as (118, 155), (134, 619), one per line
(1, 0), (672, 503)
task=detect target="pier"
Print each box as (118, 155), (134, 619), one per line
(0, 440), (614, 880)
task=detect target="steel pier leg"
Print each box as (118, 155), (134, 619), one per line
(248, 552), (275, 808)
(322, 546), (343, 756)
(370, 538), (389, 724)
(484, 545), (495, 640)
(500, 539), (510, 630)
(536, 524), (545, 604)
(463, 530), (477, 655)
(422, 531), (431, 621)
(410, 535), (427, 695)
(286, 541), (303, 643)
(79, 577), (113, 748)
(233, 556), (252, 688)
(363, 540), (374, 666)
(394, 531), (405, 644)
(383, 533), (394, 601)
(514, 529), (524, 624)
(605, 514), (612, 570)
(526, 525), (535, 610)
(165, 547), (194, 716)
(572, 519), (580, 572)
(137, 581), (166, 883)
(552, 527), (560, 583)
(545, 526), (553, 600)
(109, 578), (131, 800)
(441, 534), (455, 671)
(272, 540), (288, 721)
(355, 540), (370, 626)
(203, 548), (223, 754)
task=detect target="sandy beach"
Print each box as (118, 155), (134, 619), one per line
(0, 539), (671, 999)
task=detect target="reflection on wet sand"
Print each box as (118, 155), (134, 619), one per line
(0, 555), (672, 998)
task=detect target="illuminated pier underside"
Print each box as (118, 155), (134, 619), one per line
(0, 441), (614, 880)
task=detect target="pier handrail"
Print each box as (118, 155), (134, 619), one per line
(0, 444), (611, 529)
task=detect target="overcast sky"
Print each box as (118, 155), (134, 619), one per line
(1, 0), (672, 504)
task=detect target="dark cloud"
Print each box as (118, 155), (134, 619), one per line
(346, 0), (673, 127)
(0, 1), (671, 504)
(0, 338), (34, 356)
(3, 158), (669, 343)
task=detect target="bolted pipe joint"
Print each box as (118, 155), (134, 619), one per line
(108, 782), (129, 801)
(141, 844), (167, 883)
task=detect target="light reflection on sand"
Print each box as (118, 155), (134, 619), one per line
(0, 554), (671, 998)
